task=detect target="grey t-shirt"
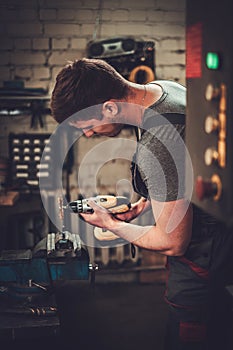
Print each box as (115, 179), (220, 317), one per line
(132, 80), (186, 202)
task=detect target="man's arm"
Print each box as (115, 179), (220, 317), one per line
(80, 198), (193, 256)
(131, 198), (193, 255)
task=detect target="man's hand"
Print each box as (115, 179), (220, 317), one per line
(114, 197), (151, 222)
(79, 198), (117, 228)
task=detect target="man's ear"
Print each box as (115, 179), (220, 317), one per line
(102, 101), (118, 118)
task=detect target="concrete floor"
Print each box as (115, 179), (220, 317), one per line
(56, 281), (168, 350)
(1, 281), (168, 350)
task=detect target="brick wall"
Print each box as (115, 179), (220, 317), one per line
(0, 0), (185, 91)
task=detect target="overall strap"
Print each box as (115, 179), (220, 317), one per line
(142, 112), (185, 131)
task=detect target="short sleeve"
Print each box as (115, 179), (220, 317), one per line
(136, 124), (185, 202)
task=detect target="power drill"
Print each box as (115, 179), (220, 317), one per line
(68, 195), (131, 215)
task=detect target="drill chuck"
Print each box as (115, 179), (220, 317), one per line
(69, 199), (94, 214)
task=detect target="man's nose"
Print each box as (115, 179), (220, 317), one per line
(83, 129), (94, 137)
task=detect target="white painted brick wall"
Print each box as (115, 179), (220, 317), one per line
(81, 23), (99, 36)
(159, 38), (185, 51)
(33, 67), (50, 80)
(57, 9), (76, 21)
(10, 52), (46, 65)
(39, 9), (57, 21)
(128, 10), (147, 22)
(0, 67), (10, 80)
(18, 9), (37, 21)
(25, 80), (50, 90)
(0, 0), (186, 93)
(41, 0), (85, 9)
(111, 10), (129, 21)
(0, 53), (10, 65)
(15, 67), (32, 80)
(156, 0), (186, 11)
(48, 51), (83, 66)
(150, 23), (185, 38)
(119, 0), (155, 9)
(0, 38), (13, 50)
(76, 10), (96, 22)
(157, 51), (185, 66)
(51, 66), (65, 81)
(52, 38), (69, 50)
(32, 38), (50, 50)
(117, 24), (151, 36)
(14, 39), (31, 50)
(7, 23), (43, 37)
(44, 23), (81, 36)
(71, 38), (87, 50)
(0, 8), (18, 21)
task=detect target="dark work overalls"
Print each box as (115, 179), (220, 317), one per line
(164, 205), (233, 350)
(131, 113), (233, 350)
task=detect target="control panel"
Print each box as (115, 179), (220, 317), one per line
(9, 133), (51, 190)
(186, 0), (233, 225)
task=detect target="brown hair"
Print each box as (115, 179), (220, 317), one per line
(50, 58), (130, 123)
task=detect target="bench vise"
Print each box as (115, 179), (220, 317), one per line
(0, 231), (92, 301)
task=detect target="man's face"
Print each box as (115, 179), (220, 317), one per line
(69, 118), (124, 137)
(69, 102), (124, 137)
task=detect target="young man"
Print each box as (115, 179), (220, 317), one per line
(51, 58), (233, 349)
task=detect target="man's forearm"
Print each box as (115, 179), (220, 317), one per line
(107, 220), (186, 256)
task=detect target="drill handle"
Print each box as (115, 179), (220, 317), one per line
(95, 195), (118, 208)
(109, 204), (131, 214)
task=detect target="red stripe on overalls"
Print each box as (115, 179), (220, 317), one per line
(178, 256), (209, 279)
(164, 256), (209, 309)
(164, 259), (193, 309)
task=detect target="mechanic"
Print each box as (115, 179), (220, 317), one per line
(51, 58), (233, 349)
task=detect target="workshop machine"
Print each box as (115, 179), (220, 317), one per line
(186, 0), (233, 226)
(186, 0), (233, 311)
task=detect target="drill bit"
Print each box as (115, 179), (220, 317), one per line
(58, 195), (65, 237)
